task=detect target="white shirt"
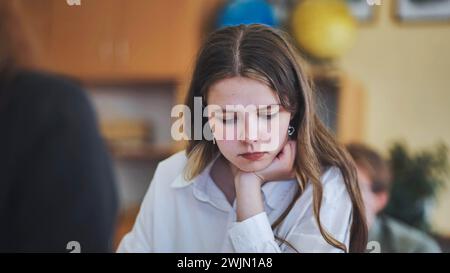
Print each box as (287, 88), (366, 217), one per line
(117, 150), (353, 253)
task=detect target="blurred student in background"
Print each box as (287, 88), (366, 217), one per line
(0, 0), (118, 252)
(347, 143), (441, 253)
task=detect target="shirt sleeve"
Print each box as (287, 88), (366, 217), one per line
(228, 212), (281, 253)
(228, 167), (353, 253)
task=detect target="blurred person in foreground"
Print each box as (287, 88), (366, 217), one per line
(347, 143), (441, 253)
(0, 0), (118, 252)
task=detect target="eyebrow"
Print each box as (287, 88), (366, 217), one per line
(216, 104), (281, 113)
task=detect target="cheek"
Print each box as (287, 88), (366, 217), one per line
(281, 111), (291, 127)
(277, 114), (290, 140)
(215, 140), (238, 157)
(265, 113), (291, 153)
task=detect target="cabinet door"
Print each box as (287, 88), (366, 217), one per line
(113, 0), (204, 81)
(16, 0), (53, 71)
(48, 0), (119, 79)
(18, 0), (215, 81)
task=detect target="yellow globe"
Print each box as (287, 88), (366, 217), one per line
(291, 0), (357, 60)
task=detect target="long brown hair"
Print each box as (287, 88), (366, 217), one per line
(184, 24), (367, 253)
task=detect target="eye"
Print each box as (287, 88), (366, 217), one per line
(258, 106), (279, 120)
(259, 111), (279, 120)
(220, 112), (238, 124)
(222, 118), (235, 124)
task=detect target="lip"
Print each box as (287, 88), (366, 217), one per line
(239, 152), (267, 161)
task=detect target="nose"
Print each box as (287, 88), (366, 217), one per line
(239, 111), (271, 144)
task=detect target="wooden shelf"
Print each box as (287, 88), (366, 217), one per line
(107, 142), (180, 161)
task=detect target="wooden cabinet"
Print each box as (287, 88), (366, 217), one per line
(113, 0), (204, 80)
(18, 0), (212, 82)
(49, 0), (118, 79)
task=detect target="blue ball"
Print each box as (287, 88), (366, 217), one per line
(217, 0), (278, 28)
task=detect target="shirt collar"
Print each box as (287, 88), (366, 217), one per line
(170, 153), (231, 212)
(170, 153), (297, 211)
(170, 152), (221, 189)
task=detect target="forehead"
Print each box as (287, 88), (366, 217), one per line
(207, 76), (280, 107)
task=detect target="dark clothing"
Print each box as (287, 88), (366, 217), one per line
(0, 70), (118, 252)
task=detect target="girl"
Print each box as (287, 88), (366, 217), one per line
(118, 24), (367, 253)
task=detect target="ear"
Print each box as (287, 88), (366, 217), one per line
(374, 192), (389, 214)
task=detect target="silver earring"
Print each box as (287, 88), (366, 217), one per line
(288, 125), (295, 136)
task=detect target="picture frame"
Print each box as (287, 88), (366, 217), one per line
(394, 0), (450, 23)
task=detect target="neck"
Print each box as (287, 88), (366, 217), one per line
(209, 155), (236, 205)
